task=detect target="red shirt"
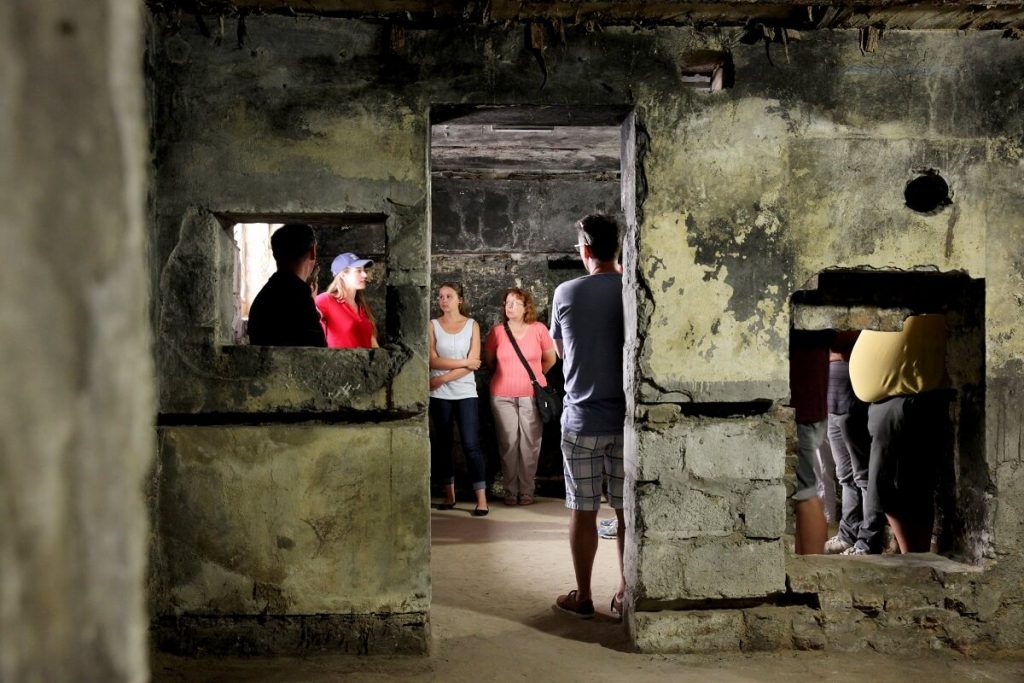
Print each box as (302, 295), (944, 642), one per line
(484, 322), (554, 397)
(315, 293), (375, 348)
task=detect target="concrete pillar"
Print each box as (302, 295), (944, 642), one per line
(0, 2), (151, 681)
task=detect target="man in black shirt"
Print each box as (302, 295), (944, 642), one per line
(247, 223), (327, 347)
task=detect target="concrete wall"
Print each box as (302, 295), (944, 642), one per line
(1, 2), (152, 680)
(148, 16), (1024, 654)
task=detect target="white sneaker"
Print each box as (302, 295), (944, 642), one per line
(824, 535), (853, 554)
(842, 545), (869, 556)
(598, 520), (618, 539)
(599, 518), (616, 527)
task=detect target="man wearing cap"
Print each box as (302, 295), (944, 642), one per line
(315, 252), (379, 348)
(247, 223), (327, 347)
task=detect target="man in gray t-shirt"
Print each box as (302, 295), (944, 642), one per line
(551, 214), (627, 621)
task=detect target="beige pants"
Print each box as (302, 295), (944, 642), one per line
(490, 395), (543, 497)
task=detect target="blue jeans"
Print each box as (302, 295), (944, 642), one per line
(430, 397), (486, 491)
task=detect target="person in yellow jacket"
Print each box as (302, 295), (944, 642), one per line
(846, 314), (950, 555)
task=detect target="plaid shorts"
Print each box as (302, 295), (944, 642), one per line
(561, 431), (624, 511)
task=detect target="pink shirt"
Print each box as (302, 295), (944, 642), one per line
(484, 322), (554, 398)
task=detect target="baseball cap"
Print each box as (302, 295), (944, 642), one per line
(331, 252), (374, 276)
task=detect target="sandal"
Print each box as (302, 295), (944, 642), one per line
(518, 495), (534, 506)
(610, 594), (624, 619)
(503, 495), (518, 506)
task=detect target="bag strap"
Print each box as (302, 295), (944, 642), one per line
(503, 322), (541, 387)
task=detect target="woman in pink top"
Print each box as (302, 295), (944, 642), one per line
(484, 288), (556, 506)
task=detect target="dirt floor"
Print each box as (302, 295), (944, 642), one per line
(154, 497), (1024, 682)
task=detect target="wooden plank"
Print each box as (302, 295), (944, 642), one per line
(431, 148), (620, 174)
(431, 124), (621, 153)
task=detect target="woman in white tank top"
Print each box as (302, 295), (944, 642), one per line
(428, 282), (488, 516)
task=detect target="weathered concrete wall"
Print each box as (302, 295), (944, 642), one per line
(150, 18), (433, 653)
(150, 423), (429, 654)
(148, 15), (1024, 654)
(1, 2), (152, 681)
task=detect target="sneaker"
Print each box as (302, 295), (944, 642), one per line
(825, 534), (853, 554)
(555, 590), (595, 619)
(842, 545), (870, 556)
(599, 518), (616, 527)
(598, 520), (618, 539)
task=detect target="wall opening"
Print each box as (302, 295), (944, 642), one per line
(789, 270), (987, 564)
(217, 213), (388, 345)
(904, 170), (952, 214)
(427, 104), (634, 505)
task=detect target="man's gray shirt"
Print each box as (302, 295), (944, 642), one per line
(550, 272), (626, 435)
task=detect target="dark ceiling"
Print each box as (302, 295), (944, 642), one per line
(147, 1), (1024, 31)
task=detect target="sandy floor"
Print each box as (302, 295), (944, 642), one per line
(154, 497), (1024, 682)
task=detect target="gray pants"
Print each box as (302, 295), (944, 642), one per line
(828, 409), (870, 545)
(855, 394), (948, 552)
(491, 395), (543, 498)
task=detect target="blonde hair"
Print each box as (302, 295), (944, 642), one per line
(327, 267), (376, 332)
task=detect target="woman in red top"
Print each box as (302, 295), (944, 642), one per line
(315, 252), (379, 348)
(484, 288), (556, 506)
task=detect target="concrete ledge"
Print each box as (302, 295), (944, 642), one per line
(152, 613), (429, 656)
(638, 379), (786, 404)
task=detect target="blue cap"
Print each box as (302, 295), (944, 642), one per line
(331, 252), (374, 276)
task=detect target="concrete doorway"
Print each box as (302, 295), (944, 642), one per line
(426, 104), (639, 628)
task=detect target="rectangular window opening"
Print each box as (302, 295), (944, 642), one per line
(221, 214), (389, 346)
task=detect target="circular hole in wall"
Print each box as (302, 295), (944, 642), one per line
(904, 172), (951, 213)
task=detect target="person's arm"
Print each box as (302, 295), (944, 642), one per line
(371, 335), (379, 349)
(434, 321), (481, 386)
(429, 320), (481, 370)
(469, 321), (481, 366)
(549, 291), (564, 359)
(541, 347), (557, 374)
(537, 323), (557, 373)
(301, 297), (327, 347)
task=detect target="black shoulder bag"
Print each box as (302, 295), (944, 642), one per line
(504, 322), (562, 424)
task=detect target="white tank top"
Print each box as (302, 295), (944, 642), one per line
(430, 318), (478, 400)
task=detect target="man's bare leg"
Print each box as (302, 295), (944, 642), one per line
(887, 511), (932, 553)
(569, 509), (599, 601)
(795, 496), (827, 555)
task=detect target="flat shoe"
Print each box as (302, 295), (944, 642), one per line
(436, 501), (456, 510)
(472, 507), (489, 517)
